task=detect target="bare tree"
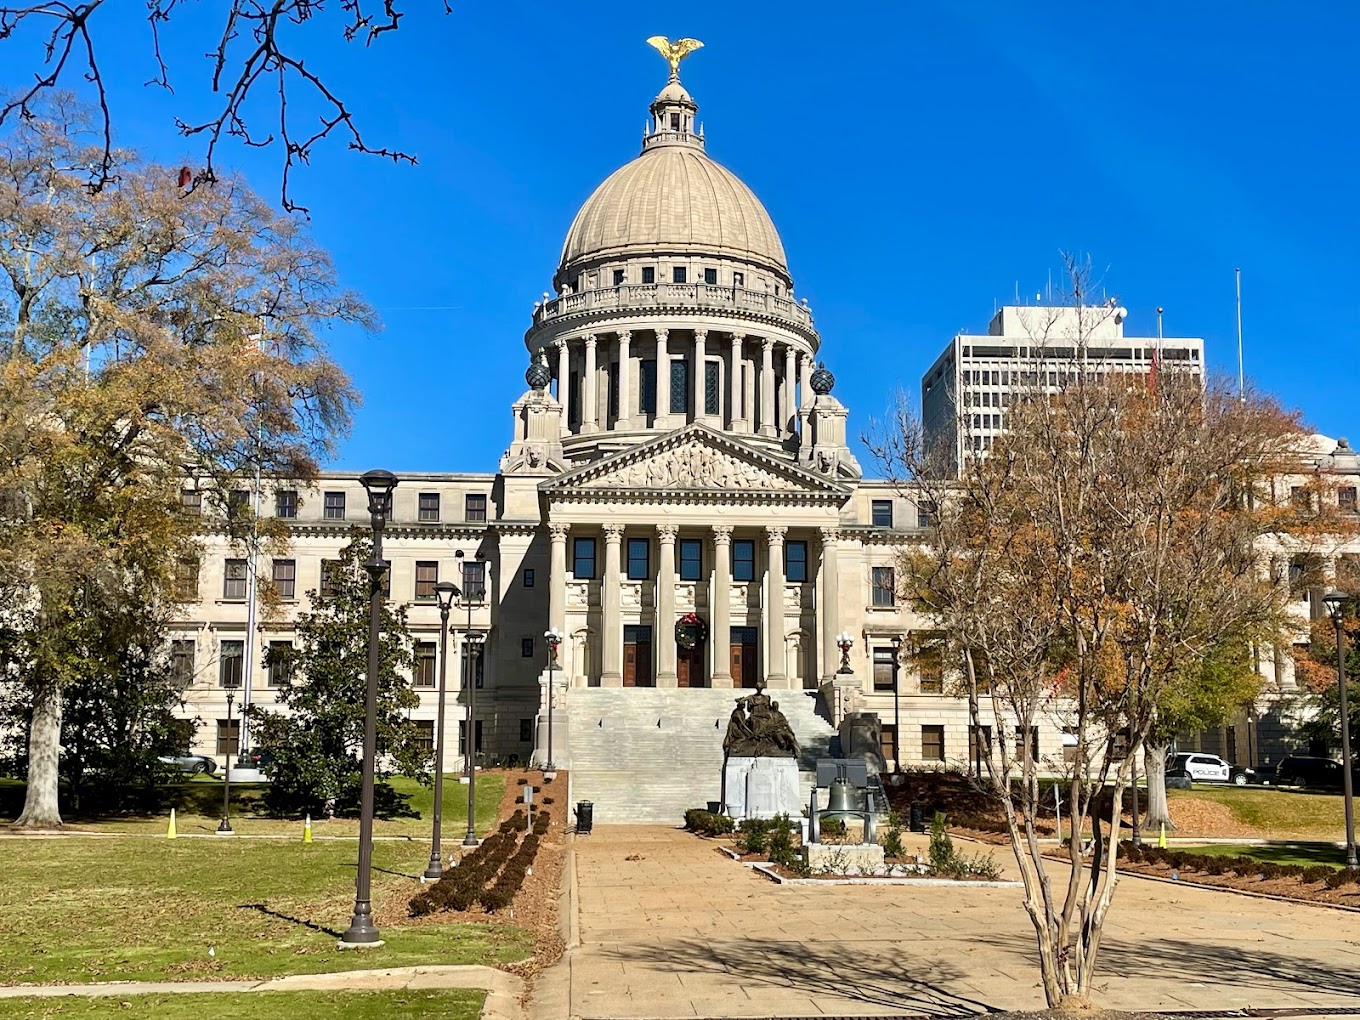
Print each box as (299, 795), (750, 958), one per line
(0, 1), (451, 211)
(868, 257), (1310, 1006)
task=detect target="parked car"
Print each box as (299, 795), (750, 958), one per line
(235, 748), (275, 773)
(1168, 752), (1256, 785)
(1165, 768), (1194, 790)
(1276, 755), (1356, 790)
(158, 752), (217, 776)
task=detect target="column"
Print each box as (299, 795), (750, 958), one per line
(656, 524), (678, 685)
(759, 337), (776, 437)
(655, 329), (671, 429)
(728, 333), (746, 432)
(711, 526), (734, 687)
(818, 528), (840, 682)
(601, 524), (623, 686)
(783, 344), (797, 435)
(616, 330), (632, 430)
(798, 352), (813, 438)
(549, 522), (569, 636)
(583, 334), (598, 433)
(693, 329), (708, 423)
(555, 339), (569, 434)
(765, 525), (787, 686)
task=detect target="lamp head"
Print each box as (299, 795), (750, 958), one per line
(890, 634), (902, 652)
(359, 469), (398, 516)
(455, 549), (465, 560)
(434, 579), (459, 611)
(1323, 590), (1350, 624)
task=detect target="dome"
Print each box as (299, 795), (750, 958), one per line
(558, 145), (790, 278)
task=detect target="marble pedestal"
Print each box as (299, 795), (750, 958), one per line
(724, 756), (800, 820)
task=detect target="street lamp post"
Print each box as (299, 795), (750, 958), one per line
(340, 468), (397, 949)
(544, 628), (564, 779)
(457, 549), (487, 848)
(423, 580), (460, 882)
(836, 631), (854, 674)
(1323, 590), (1358, 871)
(889, 635), (902, 774)
(218, 687), (236, 834)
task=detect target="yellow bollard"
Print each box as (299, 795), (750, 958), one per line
(303, 814), (313, 844)
(167, 808), (177, 840)
(1158, 822), (1166, 849)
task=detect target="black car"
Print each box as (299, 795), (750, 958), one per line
(1165, 768), (1194, 790)
(1276, 755), (1356, 790)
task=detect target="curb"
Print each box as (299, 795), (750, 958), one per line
(750, 862), (1023, 887)
(1119, 868), (1360, 914)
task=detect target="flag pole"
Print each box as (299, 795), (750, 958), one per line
(1235, 268), (1245, 403)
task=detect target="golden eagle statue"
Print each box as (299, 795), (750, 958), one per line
(646, 36), (704, 81)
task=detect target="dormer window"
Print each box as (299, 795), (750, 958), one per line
(672, 266), (687, 284)
(642, 266), (655, 284)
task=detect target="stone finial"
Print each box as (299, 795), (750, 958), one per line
(810, 362), (835, 395)
(526, 354), (552, 391)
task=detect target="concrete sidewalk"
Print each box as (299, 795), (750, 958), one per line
(548, 825), (1360, 1018)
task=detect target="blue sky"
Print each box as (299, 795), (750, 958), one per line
(4, 2), (1356, 472)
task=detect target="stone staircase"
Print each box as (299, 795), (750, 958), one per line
(564, 687), (840, 824)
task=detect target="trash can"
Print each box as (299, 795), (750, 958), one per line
(576, 800), (594, 835)
(909, 802), (925, 833)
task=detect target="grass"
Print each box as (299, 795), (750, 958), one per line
(0, 833), (534, 985)
(0, 773), (508, 838)
(1179, 842), (1348, 868)
(1167, 785), (1347, 838)
(0, 990), (486, 1019)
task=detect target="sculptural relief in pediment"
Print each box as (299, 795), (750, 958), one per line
(579, 439), (804, 492)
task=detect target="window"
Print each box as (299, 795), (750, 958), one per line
(521, 637), (535, 658)
(872, 646), (896, 692)
(612, 268), (625, 286)
(1291, 486), (1312, 512)
(871, 566), (896, 607)
(626, 538), (650, 580)
(522, 568), (535, 588)
(573, 537), (597, 579)
(703, 267), (717, 285)
(871, 499), (893, 527)
(170, 640), (195, 688)
(608, 362), (620, 420)
(224, 559), (248, 600)
(672, 266), (687, 284)
(918, 642), (943, 694)
(1015, 725), (1040, 763)
(670, 359), (688, 414)
(418, 492), (441, 522)
(679, 538), (702, 581)
(1062, 727), (1079, 765)
(267, 641), (293, 687)
(414, 641), (436, 687)
(180, 488), (202, 515)
(640, 359), (657, 414)
(917, 500), (937, 528)
(227, 489), (249, 517)
(271, 559), (296, 599)
(320, 559), (342, 598)
(323, 491), (346, 519)
(413, 720), (435, 753)
(411, 561), (438, 601)
(568, 369), (581, 425)
(969, 725), (992, 763)
(459, 719), (484, 755)
(785, 540), (808, 583)
(275, 489), (297, 518)
(465, 494), (487, 523)
(732, 539), (755, 582)
(1340, 486), (1358, 512)
(704, 361), (720, 416)
(519, 718), (533, 742)
(219, 640), (244, 688)
(175, 558), (200, 599)
(216, 719), (240, 756)
(921, 725), (945, 762)
(641, 266), (655, 284)
(460, 561), (486, 601)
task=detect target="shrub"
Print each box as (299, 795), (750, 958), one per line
(820, 817), (847, 842)
(684, 809), (735, 836)
(927, 811), (999, 880)
(1301, 866), (1333, 885)
(766, 814), (799, 868)
(882, 812), (905, 860)
(737, 817), (773, 854)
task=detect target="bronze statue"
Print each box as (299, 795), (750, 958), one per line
(722, 679), (800, 758)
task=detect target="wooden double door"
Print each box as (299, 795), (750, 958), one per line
(731, 626), (760, 688)
(623, 625), (653, 687)
(622, 624), (760, 688)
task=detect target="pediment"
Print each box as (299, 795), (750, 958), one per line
(541, 424), (850, 501)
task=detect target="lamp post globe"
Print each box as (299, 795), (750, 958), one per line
(1323, 590), (1358, 871)
(836, 631), (854, 675)
(423, 579), (460, 882)
(341, 468), (397, 948)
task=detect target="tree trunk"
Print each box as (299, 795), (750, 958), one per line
(16, 681), (63, 827)
(1143, 741), (1173, 829)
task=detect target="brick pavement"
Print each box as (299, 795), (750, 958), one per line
(547, 825), (1360, 1019)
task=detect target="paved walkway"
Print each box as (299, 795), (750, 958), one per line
(548, 825), (1360, 1018)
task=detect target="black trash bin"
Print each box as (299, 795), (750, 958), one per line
(576, 800), (594, 835)
(909, 802), (925, 833)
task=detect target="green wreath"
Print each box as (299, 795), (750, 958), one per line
(675, 612), (708, 650)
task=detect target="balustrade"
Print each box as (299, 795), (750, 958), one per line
(532, 282), (815, 333)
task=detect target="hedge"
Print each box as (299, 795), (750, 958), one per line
(1119, 842), (1359, 886)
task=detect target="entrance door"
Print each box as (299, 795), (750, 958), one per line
(677, 640), (706, 688)
(624, 626), (654, 687)
(730, 626), (759, 688)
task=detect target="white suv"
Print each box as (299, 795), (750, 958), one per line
(1169, 752), (1253, 785)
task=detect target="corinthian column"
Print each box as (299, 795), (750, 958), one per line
(616, 331), (632, 430)
(583, 334), (598, 433)
(729, 333), (746, 432)
(783, 344), (797, 435)
(765, 525), (787, 686)
(656, 524), (678, 685)
(549, 522), (570, 636)
(759, 338), (776, 437)
(819, 527), (840, 682)
(655, 329), (671, 430)
(711, 526), (733, 688)
(555, 339), (569, 434)
(694, 329), (708, 423)
(601, 524), (623, 687)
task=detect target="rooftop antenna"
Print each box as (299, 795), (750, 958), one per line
(1014, 281), (1020, 304)
(1046, 268), (1053, 304)
(1235, 267), (1245, 403)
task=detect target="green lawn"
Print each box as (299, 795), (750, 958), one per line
(0, 834), (534, 985)
(0, 773), (508, 838)
(1167, 785), (1347, 838)
(0, 990), (485, 1020)
(1180, 842), (1348, 868)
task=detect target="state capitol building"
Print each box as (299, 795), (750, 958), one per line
(171, 48), (1352, 821)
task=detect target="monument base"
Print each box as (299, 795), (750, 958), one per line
(803, 841), (886, 875)
(724, 756), (800, 821)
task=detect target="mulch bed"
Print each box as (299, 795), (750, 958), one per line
(1115, 857), (1360, 908)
